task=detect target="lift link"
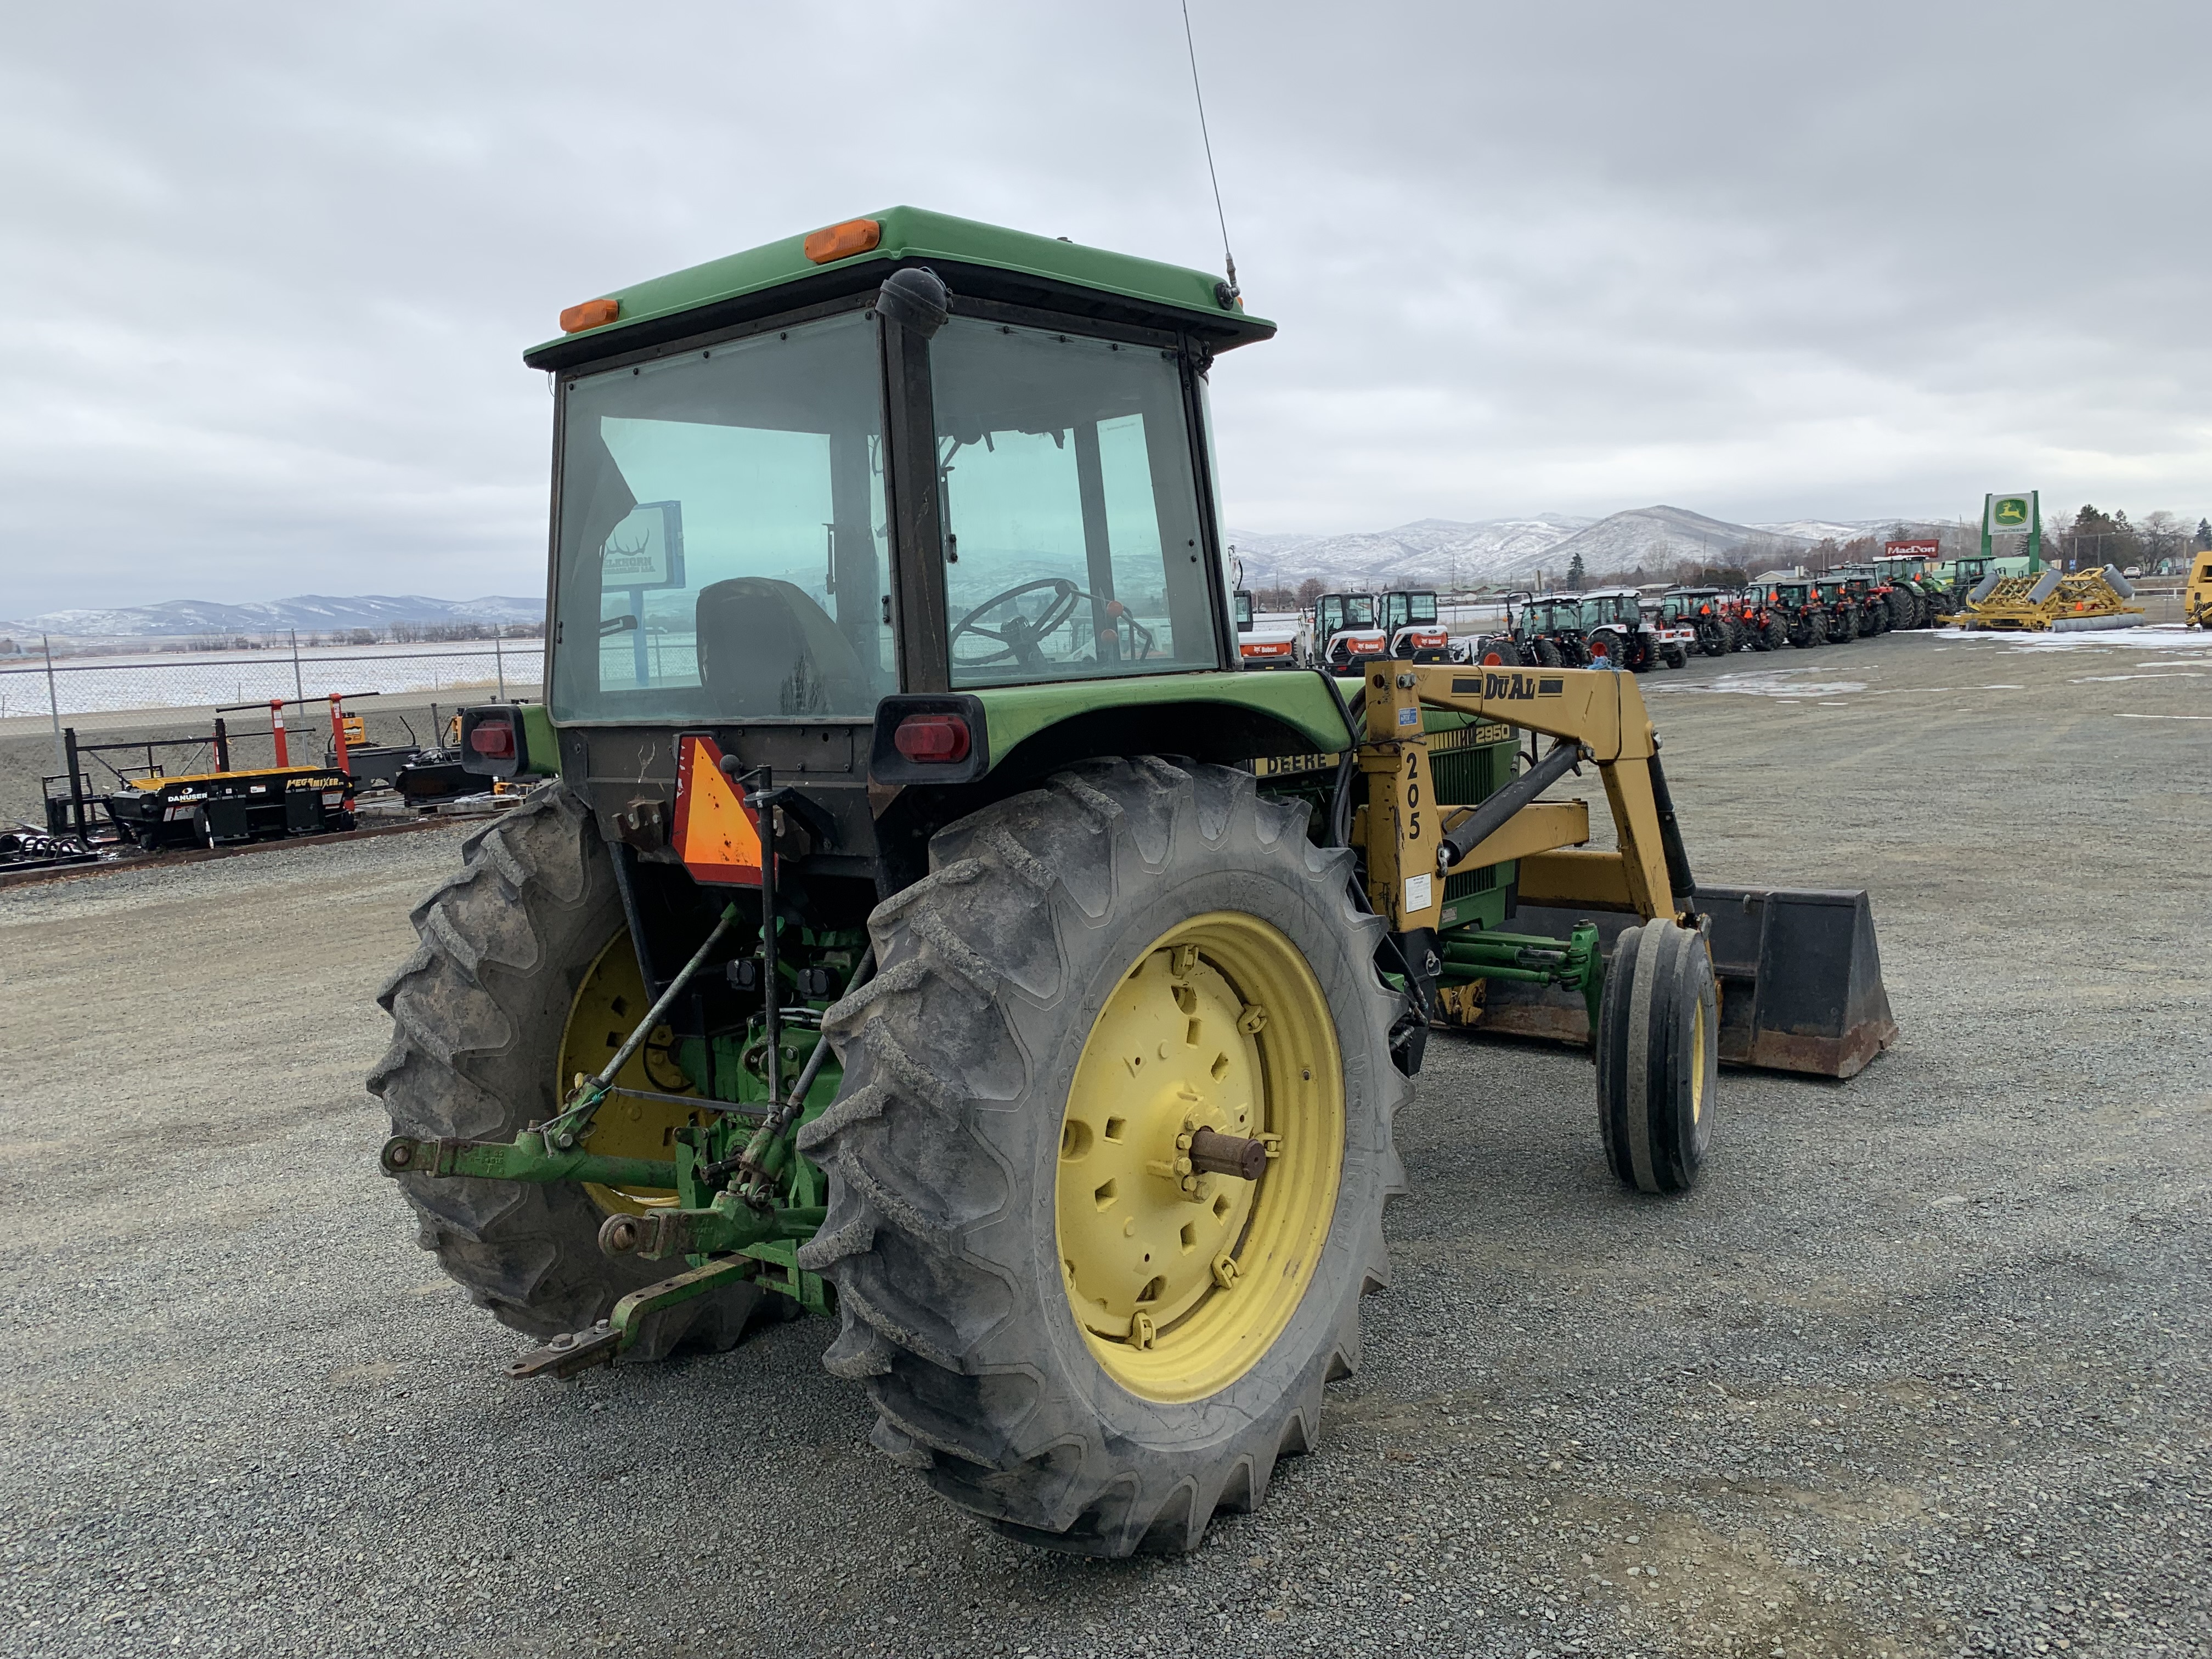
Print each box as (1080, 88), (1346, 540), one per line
(537, 899), (743, 1152)
(380, 1130), (675, 1190)
(501, 1257), (758, 1380)
(595, 1197), (827, 1262)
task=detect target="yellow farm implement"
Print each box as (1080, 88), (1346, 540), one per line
(1943, 566), (2145, 633)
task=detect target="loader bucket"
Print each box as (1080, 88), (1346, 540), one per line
(1471, 885), (1897, 1079)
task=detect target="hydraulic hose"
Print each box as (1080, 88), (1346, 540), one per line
(1645, 752), (1697, 907)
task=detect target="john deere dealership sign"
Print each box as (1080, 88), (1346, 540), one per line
(1980, 491), (2042, 571)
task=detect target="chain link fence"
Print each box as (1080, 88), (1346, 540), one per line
(2, 635), (543, 722)
(0, 636), (543, 830)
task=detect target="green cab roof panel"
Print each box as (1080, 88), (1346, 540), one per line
(527, 205), (1274, 369)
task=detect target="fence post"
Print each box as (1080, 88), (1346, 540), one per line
(291, 629), (305, 703)
(65, 726), (87, 837)
(495, 633), (507, 701)
(43, 633), (64, 782)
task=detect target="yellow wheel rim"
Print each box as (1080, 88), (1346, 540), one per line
(1690, 993), (1708, 1126)
(1055, 912), (1344, 1404)
(556, 931), (704, 1217)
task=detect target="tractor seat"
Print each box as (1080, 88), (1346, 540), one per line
(695, 578), (873, 716)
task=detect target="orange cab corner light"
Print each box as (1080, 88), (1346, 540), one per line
(559, 297), (620, 334)
(803, 217), (883, 265)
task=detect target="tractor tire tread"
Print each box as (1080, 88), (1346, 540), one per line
(802, 757), (1406, 1556)
(368, 781), (669, 1339)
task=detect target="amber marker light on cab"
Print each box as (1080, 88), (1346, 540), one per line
(559, 297), (619, 334)
(804, 218), (883, 264)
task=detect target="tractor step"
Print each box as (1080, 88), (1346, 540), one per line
(1466, 884), (1896, 1078)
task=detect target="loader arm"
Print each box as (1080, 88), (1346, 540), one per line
(1353, 662), (1682, 935)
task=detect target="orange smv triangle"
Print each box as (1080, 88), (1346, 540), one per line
(672, 733), (766, 886)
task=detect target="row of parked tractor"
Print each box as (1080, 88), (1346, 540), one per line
(1235, 552), (1991, 674)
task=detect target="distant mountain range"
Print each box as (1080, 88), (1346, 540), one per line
(1229, 506), (1915, 591)
(4, 594), (544, 642)
(10, 507), (1933, 639)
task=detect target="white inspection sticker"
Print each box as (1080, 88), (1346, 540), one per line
(1404, 873), (1433, 911)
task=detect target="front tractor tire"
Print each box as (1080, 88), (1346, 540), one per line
(370, 786), (761, 1345)
(1596, 919), (1717, 1195)
(798, 758), (1406, 1556)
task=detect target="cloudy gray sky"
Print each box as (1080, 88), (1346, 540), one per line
(4, 1), (2205, 614)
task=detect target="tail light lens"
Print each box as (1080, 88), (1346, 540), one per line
(894, 714), (971, 763)
(469, 720), (515, 758)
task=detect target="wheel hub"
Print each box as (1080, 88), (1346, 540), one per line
(1055, 912), (1344, 1403)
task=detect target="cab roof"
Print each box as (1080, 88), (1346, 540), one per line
(526, 205), (1276, 372)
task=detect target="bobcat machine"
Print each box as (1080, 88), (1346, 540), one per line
(374, 207), (1895, 1560)
(1310, 591), (1391, 670)
(1231, 589), (1302, 669)
(1379, 589), (1452, 662)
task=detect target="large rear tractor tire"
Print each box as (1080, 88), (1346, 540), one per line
(1596, 919), (1717, 1195)
(1535, 637), (1564, 668)
(370, 785), (764, 1346)
(797, 758), (1406, 1556)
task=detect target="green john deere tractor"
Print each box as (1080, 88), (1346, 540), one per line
(373, 207), (1895, 1557)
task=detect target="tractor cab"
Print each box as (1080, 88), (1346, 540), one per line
(1313, 591), (1388, 670)
(1576, 589), (1659, 671)
(1378, 589), (1449, 662)
(501, 207), (1293, 877)
(1662, 586), (1735, 657)
(1513, 593), (1592, 667)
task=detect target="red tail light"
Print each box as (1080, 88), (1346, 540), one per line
(894, 714), (971, 763)
(469, 720), (515, 758)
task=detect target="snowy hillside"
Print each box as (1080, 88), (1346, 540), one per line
(1533, 506), (1812, 575)
(1226, 504), (1877, 590)
(1226, 516), (1594, 591)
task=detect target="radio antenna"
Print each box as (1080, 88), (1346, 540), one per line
(1180, 0), (1239, 304)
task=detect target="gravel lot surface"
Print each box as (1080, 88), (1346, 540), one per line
(2, 629), (2206, 1659)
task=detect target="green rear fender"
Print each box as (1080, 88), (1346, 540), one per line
(970, 672), (1355, 775)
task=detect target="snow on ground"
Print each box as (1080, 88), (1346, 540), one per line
(1931, 623), (2211, 653)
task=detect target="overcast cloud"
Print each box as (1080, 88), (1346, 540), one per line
(2, 1), (2205, 614)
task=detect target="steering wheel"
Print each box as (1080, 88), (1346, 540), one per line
(951, 578), (1086, 670)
